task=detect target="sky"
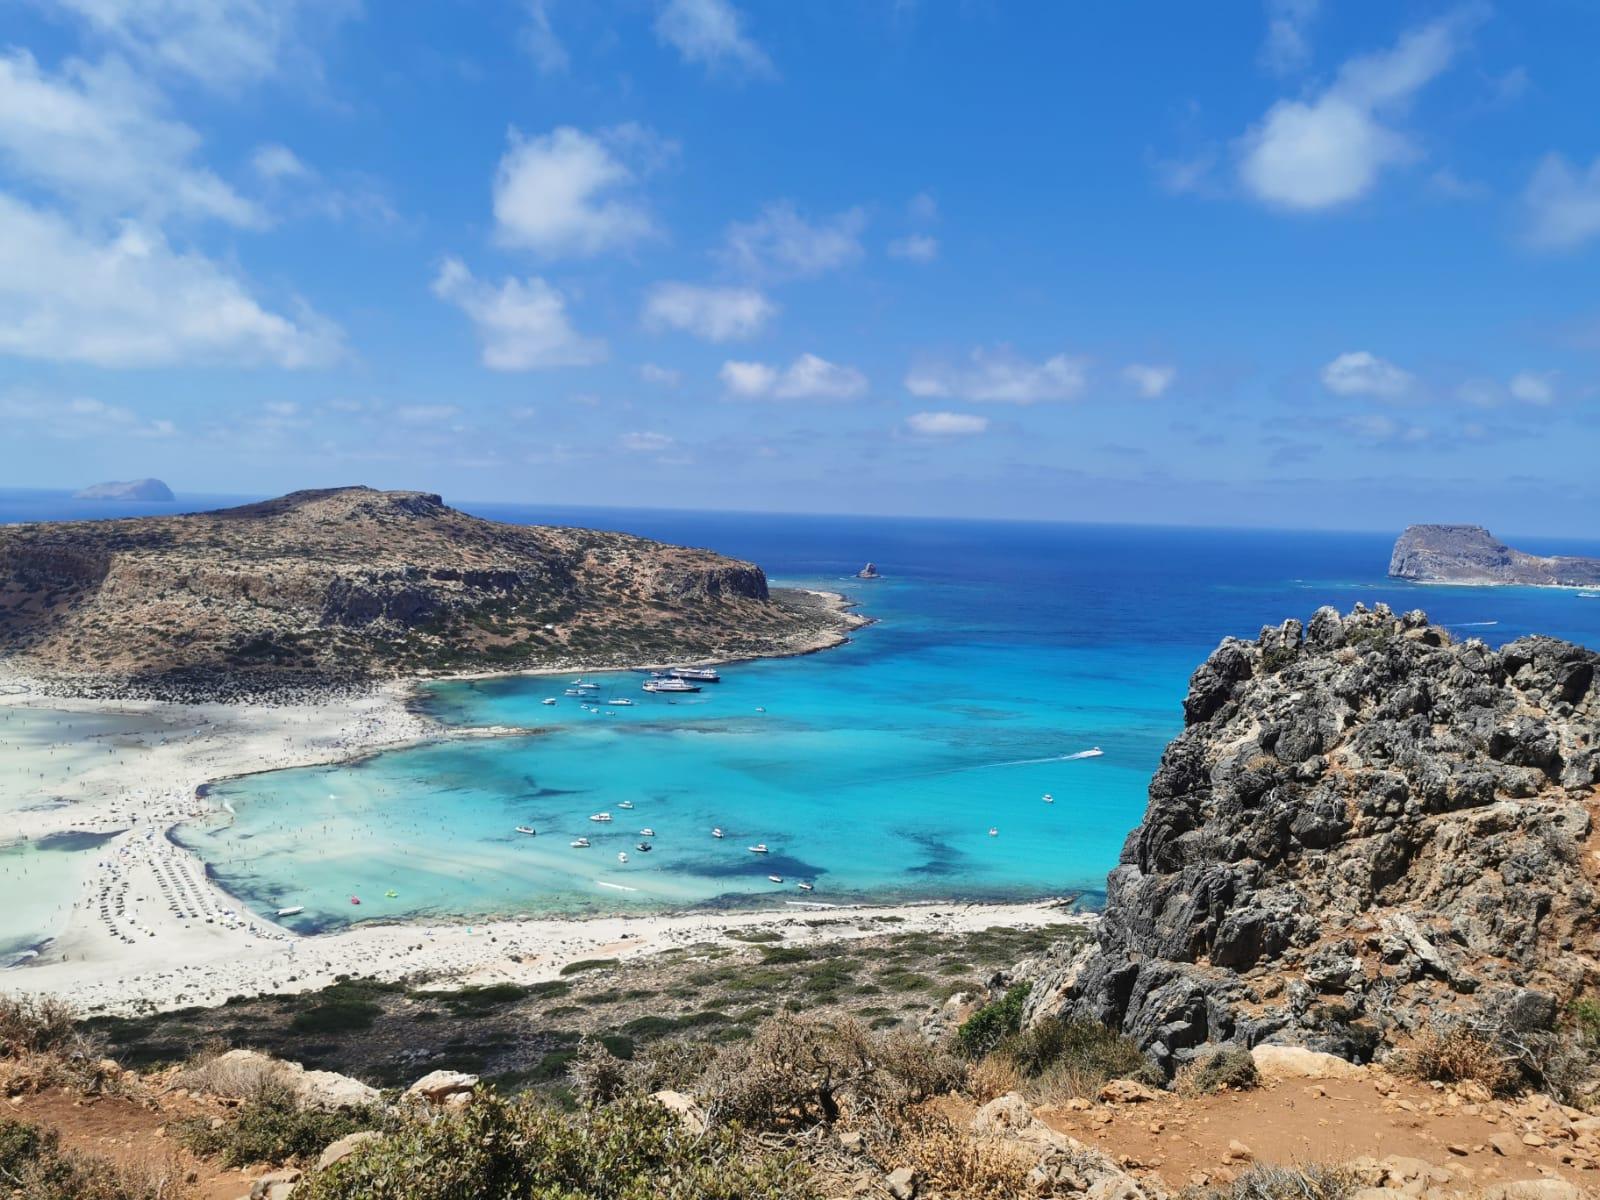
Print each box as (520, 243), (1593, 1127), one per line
(1, 0), (1598, 535)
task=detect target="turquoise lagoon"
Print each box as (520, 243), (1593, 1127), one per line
(172, 513), (1600, 934)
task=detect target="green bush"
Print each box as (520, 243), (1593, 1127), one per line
(298, 1093), (811, 1200)
(996, 1016), (1153, 1091)
(956, 984), (1030, 1057)
(176, 1083), (384, 1168)
(559, 958), (619, 976)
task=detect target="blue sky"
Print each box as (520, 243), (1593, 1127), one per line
(1, 1), (1598, 534)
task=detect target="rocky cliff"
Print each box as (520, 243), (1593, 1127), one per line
(1032, 604), (1599, 1074)
(1390, 524), (1600, 587)
(0, 486), (855, 698)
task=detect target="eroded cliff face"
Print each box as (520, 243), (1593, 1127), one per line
(0, 487), (847, 698)
(1390, 525), (1600, 587)
(1031, 605), (1600, 1072)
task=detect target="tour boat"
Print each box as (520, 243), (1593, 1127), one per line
(516, 826), (537, 835)
(570, 837), (590, 848)
(668, 666), (721, 683)
(617, 852), (629, 864)
(639, 827), (655, 837)
(748, 843), (769, 854)
(767, 874), (784, 884)
(541, 698), (557, 706)
(276, 906), (304, 917)
(617, 801), (634, 809)
(636, 842), (652, 852)
(797, 883), (814, 892)
(643, 677), (700, 693)
(711, 827), (725, 838)
(589, 812), (613, 822)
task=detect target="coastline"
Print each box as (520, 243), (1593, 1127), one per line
(0, 585), (1041, 1016)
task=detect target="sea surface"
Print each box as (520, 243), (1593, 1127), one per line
(5, 491), (1600, 940)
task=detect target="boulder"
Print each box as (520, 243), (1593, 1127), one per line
(1097, 1079), (1158, 1104)
(200, 1050), (377, 1112)
(1249, 1045), (1363, 1081)
(649, 1089), (707, 1136)
(316, 1130), (384, 1172)
(249, 1169), (301, 1200)
(885, 1166), (918, 1200)
(404, 1069), (478, 1106)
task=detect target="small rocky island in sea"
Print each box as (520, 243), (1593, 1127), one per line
(72, 477), (175, 501)
(0, 485), (861, 700)
(1390, 523), (1600, 587)
(857, 561), (881, 579)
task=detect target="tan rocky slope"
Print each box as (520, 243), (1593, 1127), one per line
(1031, 604), (1600, 1079)
(0, 486), (854, 698)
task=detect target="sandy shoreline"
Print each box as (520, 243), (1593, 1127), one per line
(0, 588), (1081, 1015)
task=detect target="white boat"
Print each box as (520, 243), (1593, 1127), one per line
(563, 688), (585, 697)
(668, 666), (721, 683)
(767, 874), (784, 884)
(639, 827), (655, 837)
(636, 842), (652, 852)
(541, 698), (557, 706)
(617, 852), (629, 864)
(1042, 793), (1054, 804)
(574, 681), (600, 691)
(988, 827), (999, 837)
(643, 678), (700, 693)
(276, 906), (304, 917)
(711, 827), (725, 839)
(515, 826), (537, 835)
(748, 843), (769, 854)
(589, 812), (613, 822)
(570, 837), (590, 848)
(796, 883), (813, 892)
(607, 699), (635, 706)
(617, 801), (634, 809)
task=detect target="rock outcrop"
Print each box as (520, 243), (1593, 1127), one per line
(1390, 525), (1600, 587)
(1036, 604), (1599, 1073)
(0, 486), (858, 698)
(72, 478), (175, 501)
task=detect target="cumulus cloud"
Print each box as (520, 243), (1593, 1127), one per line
(431, 257), (605, 370)
(1123, 363), (1177, 398)
(654, 0), (772, 76)
(0, 50), (262, 227)
(906, 411), (989, 437)
(1319, 351), (1414, 399)
(1238, 10), (1476, 211)
(1508, 369), (1557, 405)
(906, 347), (1087, 404)
(1522, 153), (1600, 251)
(720, 353), (866, 401)
(887, 233), (939, 262)
(0, 193), (340, 368)
(642, 282), (777, 341)
(721, 202), (865, 280)
(493, 125), (660, 258)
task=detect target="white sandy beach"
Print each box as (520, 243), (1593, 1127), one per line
(0, 652), (1085, 1016)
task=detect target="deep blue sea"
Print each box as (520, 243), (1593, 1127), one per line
(6, 491), (1600, 935)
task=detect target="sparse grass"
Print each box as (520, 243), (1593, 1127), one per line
(0, 1117), (192, 1200)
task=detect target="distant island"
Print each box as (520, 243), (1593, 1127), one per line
(0, 486), (861, 699)
(1389, 523), (1600, 587)
(72, 478), (175, 501)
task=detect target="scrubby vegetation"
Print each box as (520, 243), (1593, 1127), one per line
(0, 1118), (189, 1200)
(1189, 1162), (1359, 1200)
(174, 1082), (386, 1168)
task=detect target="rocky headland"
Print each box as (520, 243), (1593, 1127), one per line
(0, 486), (861, 700)
(71, 478), (176, 501)
(1031, 603), (1599, 1077)
(1391, 525), (1600, 587)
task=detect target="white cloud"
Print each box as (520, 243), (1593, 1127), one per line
(906, 347), (1087, 404)
(642, 282), (777, 341)
(1123, 363), (1177, 398)
(251, 142), (308, 181)
(44, 0), (357, 90)
(1508, 369), (1557, 405)
(1319, 351), (1414, 399)
(1522, 153), (1600, 251)
(655, 0), (772, 76)
(493, 125), (658, 258)
(522, 0), (569, 73)
(0, 192), (340, 368)
(639, 363), (682, 386)
(1260, 0), (1319, 75)
(1342, 413), (1430, 444)
(908, 192), (938, 223)
(0, 50), (262, 226)
(887, 233), (939, 262)
(621, 430), (675, 452)
(1238, 11), (1474, 210)
(431, 257), (605, 370)
(906, 411), (988, 437)
(721, 202), (865, 280)
(720, 353), (866, 401)
(394, 404), (463, 425)
(0, 389), (177, 439)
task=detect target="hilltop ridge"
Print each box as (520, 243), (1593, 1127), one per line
(0, 486), (858, 699)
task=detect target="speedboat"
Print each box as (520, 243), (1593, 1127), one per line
(748, 843), (769, 854)
(516, 826), (537, 835)
(542, 698), (557, 706)
(617, 801), (635, 810)
(988, 827), (999, 837)
(639, 827), (655, 837)
(276, 906), (304, 917)
(570, 837), (591, 848)
(636, 842), (652, 852)
(668, 666), (721, 683)
(607, 698), (635, 707)
(711, 827), (725, 839)
(643, 678), (700, 693)
(589, 812), (613, 822)
(617, 852), (629, 864)
(1042, 793), (1054, 804)
(767, 874), (784, 884)
(796, 883), (813, 892)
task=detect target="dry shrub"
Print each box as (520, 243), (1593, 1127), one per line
(569, 1036), (632, 1108)
(0, 994), (117, 1098)
(880, 1106), (1032, 1200)
(1176, 1045), (1260, 1096)
(1189, 1162), (1360, 1200)
(0, 996), (76, 1059)
(967, 1054), (1022, 1104)
(0, 1116), (193, 1200)
(986, 1016), (1156, 1103)
(1390, 1024), (1520, 1097)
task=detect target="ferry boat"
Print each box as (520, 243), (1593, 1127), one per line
(639, 827), (655, 837)
(711, 827), (725, 839)
(589, 812), (613, 822)
(748, 843), (769, 854)
(570, 837), (590, 848)
(667, 666), (721, 683)
(643, 677), (700, 694)
(767, 874), (784, 884)
(515, 826), (537, 835)
(276, 906), (304, 917)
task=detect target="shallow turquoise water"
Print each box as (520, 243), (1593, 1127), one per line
(175, 516), (1600, 934)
